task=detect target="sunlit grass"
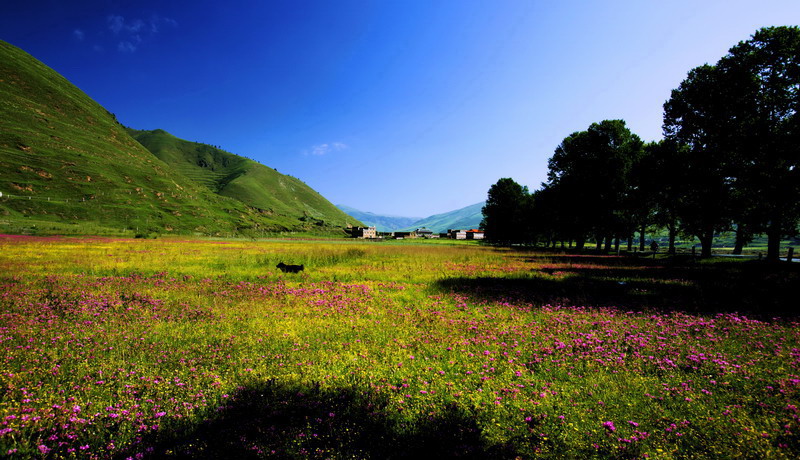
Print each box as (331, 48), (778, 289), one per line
(0, 235), (798, 458)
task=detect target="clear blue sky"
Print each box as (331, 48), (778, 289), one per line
(2, 1), (799, 217)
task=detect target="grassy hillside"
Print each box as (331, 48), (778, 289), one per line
(400, 202), (484, 233)
(0, 40), (355, 236)
(336, 204), (422, 232)
(128, 128), (359, 228)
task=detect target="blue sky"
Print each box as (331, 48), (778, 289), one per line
(2, 1), (799, 217)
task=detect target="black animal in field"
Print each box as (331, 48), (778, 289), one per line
(276, 262), (304, 274)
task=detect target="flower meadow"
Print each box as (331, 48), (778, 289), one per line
(1, 235), (799, 458)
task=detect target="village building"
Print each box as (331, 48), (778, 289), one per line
(345, 226), (483, 240)
(350, 226), (377, 239)
(415, 228), (434, 238)
(465, 229), (485, 240)
(448, 229), (467, 240)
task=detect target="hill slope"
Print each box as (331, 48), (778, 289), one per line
(336, 204), (422, 232)
(0, 40), (356, 235)
(128, 128), (358, 229)
(400, 202), (484, 233)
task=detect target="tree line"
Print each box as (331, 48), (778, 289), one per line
(481, 26), (800, 261)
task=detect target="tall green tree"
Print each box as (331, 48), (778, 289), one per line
(718, 26), (800, 260)
(547, 120), (644, 252)
(663, 64), (737, 258)
(481, 178), (529, 244)
(641, 139), (688, 255)
(529, 183), (571, 248)
(665, 26), (800, 260)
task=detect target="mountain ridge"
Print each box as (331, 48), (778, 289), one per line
(336, 204), (422, 232)
(399, 202), (484, 233)
(338, 202), (485, 234)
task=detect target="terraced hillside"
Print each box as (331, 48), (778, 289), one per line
(0, 40), (358, 235)
(128, 128), (358, 228)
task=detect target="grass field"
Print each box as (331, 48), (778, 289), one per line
(1, 236), (799, 458)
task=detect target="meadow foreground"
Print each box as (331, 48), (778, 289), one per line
(1, 235), (799, 458)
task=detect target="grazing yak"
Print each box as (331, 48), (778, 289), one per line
(276, 262), (304, 274)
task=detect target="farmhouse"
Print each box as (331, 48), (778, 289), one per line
(415, 228), (434, 238)
(448, 229), (467, 240)
(466, 229), (485, 240)
(350, 226), (378, 239)
(444, 229), (485, 240)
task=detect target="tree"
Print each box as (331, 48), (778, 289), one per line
(642, 140), (688, 255)
(719, 26), (800, 260)
(528, 183), (570, 248)
(481, 178), (529, 244)
(664, 26), (800, 260)
(663, 64), (737, 258)
(547, 120), (644, 252)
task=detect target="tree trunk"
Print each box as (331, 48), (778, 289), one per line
(575, 237), (585, 251)
(699, 229), (714, 258)
(668, 223), (676, 255)
(604, 236), (613, 253)
(627, 234), (633, 251)
(733, 233), (745, 255)
(639, 225), (646, 251)
(614, 237), (620, 253)
(596, 234), (604, 253)
(733, 224), (747, 255)
(766, 223), (781, 262)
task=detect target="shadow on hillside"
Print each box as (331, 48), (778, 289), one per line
(121, 380), (517, 459)
(437, 258), (800, 318)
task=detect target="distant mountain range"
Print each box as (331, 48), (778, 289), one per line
(0, 40), (360, 236)
(338, 202), (484, 233)
(336, 205), (422, 232)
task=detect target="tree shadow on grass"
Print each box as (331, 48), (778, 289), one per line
(121, 380), (517, 459)
(437, 258), (800, 318)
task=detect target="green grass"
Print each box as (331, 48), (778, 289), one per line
(1, 236), (800, 458)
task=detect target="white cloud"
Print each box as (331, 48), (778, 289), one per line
(117, 41), (137, 53)
(129, 19), (145, 33)
(108, 14), (124, 34)
(307, 142), (348, 156)
(149, 14), (178, 33)
(73, 29), (84, 41)
(106, 13), (176, 52)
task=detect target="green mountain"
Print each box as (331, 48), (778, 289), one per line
(336, 204), (422, 232)
(127, 128), (358, 229)
(400, 202), (484, 233)
(0, 40), (358, 236)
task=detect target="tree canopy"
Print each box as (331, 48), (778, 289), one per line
(480, 27), (799, 260)
(664, 26), (800, 259)
(481, 178), (530, 244)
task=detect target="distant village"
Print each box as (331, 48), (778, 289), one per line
(346, 225), (484, 240)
